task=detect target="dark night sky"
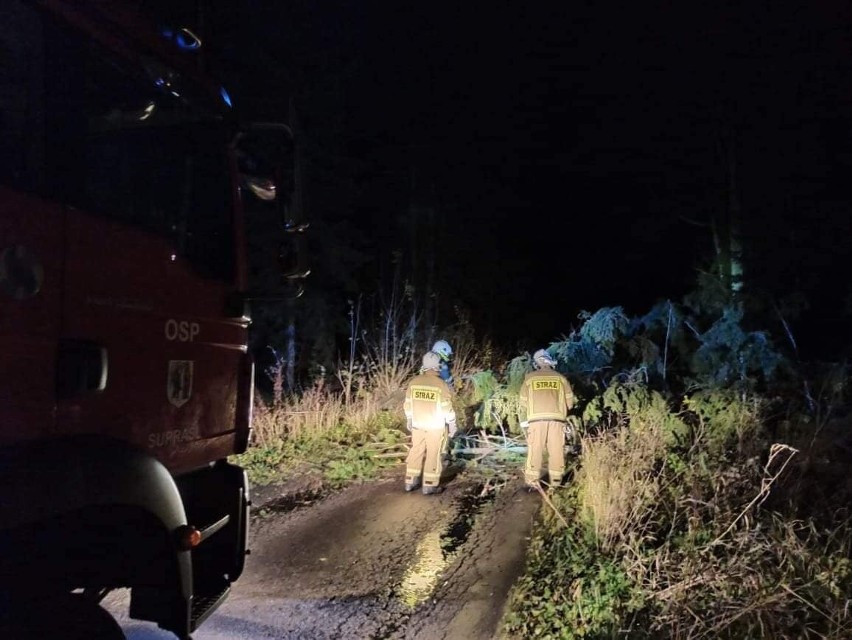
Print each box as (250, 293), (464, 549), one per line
(361, 1), (851, 352)
(150, 1), (852, 356)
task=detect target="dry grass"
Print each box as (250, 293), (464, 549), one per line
(575, 411), (669, 551)
(640, 515), (852, 639)
(251, 385), (341, 445)
(620, 434), (851, 639)
(347, 350), (415, 410)
(251, 376), (397, 447)
(244, 308), (495, 487)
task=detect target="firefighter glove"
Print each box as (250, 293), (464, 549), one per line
(448, 421), (457, 438)
(520, 421), (530, 430)
(406, 417), (413, 432)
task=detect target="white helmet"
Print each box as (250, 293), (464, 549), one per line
(431, 340), (453, 361)
(422, 351), (442, 371)
(533, 349), (557, 369)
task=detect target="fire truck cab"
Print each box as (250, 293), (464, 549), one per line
(0, 1), (292, 637)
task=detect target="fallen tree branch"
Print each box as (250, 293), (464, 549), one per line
(453, 446), (527, 455)
(534, 483), (570, 528)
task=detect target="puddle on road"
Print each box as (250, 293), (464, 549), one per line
(395, 483), (496, 609)
(263, 487), (329, 514)
(396, 519), (446, 608)
(441, 486), (497, 555)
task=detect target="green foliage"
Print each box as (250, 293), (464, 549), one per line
(549, 338), (612, 377)
(323, 447), (392, 488)
(580, 399), (604, 427)
(465, 357), (533, 433)
(583, 377), (645, 426)
(547, 305), (674, 383)
(235, 380), (408, 488)
(231, 442), (292, 485)
(506, 354), (534, 392)
(235, 428), (403, 489)
(581, 378), (688, 446)
(247, 284), (846, 640)
(469, 370), (500, 404)
(543, 308), (631, 379)
(544, 299), (787, 394)
(601, 378), (652, 416)
(689, 305), (785, 389)
(622, 335), (661, 375)
(505, 497), (644, 639)
(683, 389), (763, 454)
(476, 297), (788, 435)
(577, 307), (630, 355)
(485, 388), (525, 433)
(373, 424), (406, 446)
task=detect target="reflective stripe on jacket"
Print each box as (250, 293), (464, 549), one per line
(519, 369), (574, 422)
(404, 371), (456, 430)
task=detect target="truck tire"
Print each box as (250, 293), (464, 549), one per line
(0, 593), (125, 640)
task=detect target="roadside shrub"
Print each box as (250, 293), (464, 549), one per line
(683, 389), (764, 455)
(505, 370), (852, 639)
(688, 305), (785, 390)
(576, 426), (667, 552)
(505, 496), (644, 639)
(582, 378), (688, 446)
(231, 440), (291, 485)
(641, 516), (852, 639)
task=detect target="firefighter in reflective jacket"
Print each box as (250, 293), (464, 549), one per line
(430, 339), (457, 464)
(431, 339), (455, 390)
(519, 349), (575, 488)
(404, 351), (457, 495)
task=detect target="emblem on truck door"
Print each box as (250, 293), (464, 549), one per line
(167, 360), (194, 408)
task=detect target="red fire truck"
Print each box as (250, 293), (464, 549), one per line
(0, 1), (295, 637)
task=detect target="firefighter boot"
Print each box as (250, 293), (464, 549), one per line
(422, 485), (444, 496)
(405, 478), (422, 492)
(547, 471), (565, 490)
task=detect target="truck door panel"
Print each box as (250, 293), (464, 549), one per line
(0, 190), (63, 444)
(60, 212), (246, 471)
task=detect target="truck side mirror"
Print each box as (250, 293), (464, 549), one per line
(234, 122), (309, 286)
(233, 123), (294, 220)
(279, 237), (310, 280)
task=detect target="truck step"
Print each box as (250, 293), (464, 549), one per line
(190, 586), (229, 631)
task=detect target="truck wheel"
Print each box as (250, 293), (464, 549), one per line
(0, 593), (125, 640)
